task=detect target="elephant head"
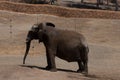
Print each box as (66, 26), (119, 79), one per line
(23, 22), (55, 64)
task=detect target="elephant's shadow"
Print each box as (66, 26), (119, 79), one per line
(20, 65), (77, 73)
(20, 65), (99, 78)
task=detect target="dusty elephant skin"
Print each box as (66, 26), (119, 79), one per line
(23, 22), (89, 74)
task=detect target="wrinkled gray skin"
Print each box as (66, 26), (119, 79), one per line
(23, 22), (89, 74)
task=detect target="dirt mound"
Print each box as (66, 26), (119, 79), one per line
(0, 1), (120, 19)
(0, 0), (25, 2)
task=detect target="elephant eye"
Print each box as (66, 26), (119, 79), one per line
(39, 29), (42, 32)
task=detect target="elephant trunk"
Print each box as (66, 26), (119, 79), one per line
(23, 40), (31, 64)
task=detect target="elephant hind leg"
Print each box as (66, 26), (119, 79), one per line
(82, 59), (88, 75)
(77, 46), (88, 74)
(81, 51), (88, 75)
(83, 47), (89, 75)
(77, 59), (88, 75)
(77, 59), (84, 73)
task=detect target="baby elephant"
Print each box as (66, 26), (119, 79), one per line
(23, 22), (89, 74)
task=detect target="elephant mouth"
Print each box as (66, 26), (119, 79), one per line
(26, 37), (32, 43)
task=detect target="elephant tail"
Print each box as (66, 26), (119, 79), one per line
(79, 45), (89, 61)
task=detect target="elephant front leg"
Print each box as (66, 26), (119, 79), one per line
(46, 48), (57, 72)
(46, 53), (51, 70)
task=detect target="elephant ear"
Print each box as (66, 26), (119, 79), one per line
(46, 22), (55, 27)
(38, 22), (55, 30)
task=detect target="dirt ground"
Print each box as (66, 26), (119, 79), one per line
(0, 10), (120, 80)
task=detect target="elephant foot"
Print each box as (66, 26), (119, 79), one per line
(77, 69), (88, 75)
(49, 68), (57, 72)
(45, 66), (51, 70)
(77, 69), (83, 73)
(45, 66), (57, 72)
(81, 71), (88, 75)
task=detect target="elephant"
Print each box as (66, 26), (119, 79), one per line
(23, 22), (89, 74)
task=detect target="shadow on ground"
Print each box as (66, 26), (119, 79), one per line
(20, 65), (77, 73)
(20, 65), (100, 79)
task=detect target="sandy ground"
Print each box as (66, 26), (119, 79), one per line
(0, 10), (120, 80)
